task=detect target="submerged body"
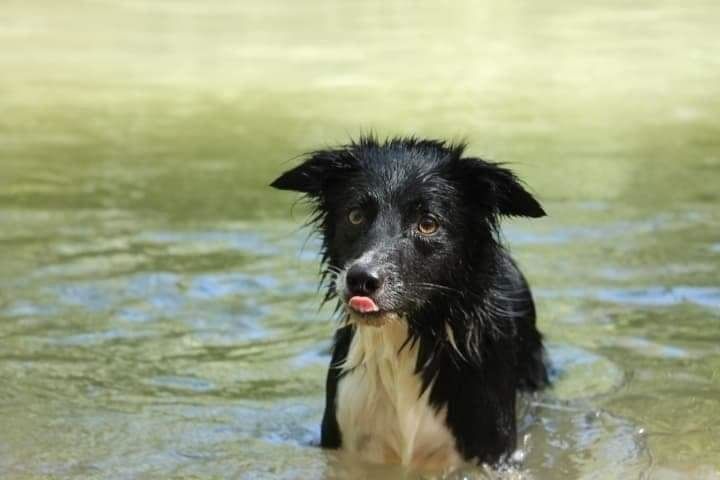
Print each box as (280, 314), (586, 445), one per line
(323, 253), (547, 469)
(272, 136), (549, 470)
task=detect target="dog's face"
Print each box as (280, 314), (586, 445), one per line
(272, 137), (544, 326)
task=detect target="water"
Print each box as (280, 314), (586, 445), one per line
(1, 1), (719, 478)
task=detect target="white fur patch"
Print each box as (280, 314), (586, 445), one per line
(335, 316), (463, 471)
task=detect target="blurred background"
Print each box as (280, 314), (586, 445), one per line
(1, 1), (719, 478)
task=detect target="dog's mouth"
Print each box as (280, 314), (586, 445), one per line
(348, 296), (379, 314)
(346, 296), (398, 327)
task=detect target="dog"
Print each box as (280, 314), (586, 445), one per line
(271, 136), (549, 471)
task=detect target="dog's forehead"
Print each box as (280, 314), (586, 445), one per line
(350, 155), (457, 206)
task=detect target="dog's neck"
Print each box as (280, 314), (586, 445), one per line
(341, 312), (444, 400)
(341, 316), (411, 372)
(336, 318), (463, 469)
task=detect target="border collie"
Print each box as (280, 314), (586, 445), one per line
(271, 136), (549, 471)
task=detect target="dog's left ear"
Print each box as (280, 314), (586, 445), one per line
(460, 159), (546, 218)
(270, 151), (351, 197)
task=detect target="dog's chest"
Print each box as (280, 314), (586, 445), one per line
(335, 321), (462, 469)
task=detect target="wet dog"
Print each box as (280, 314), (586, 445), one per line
(271, 136), (549, 470)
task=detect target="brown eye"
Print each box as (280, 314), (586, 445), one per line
(418, 216), (439, 235)
(348, 208), (365, 225)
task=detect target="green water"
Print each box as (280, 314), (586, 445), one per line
(1, 1), (719, 478)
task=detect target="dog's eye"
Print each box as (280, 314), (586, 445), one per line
(348, 208), (365, 225)
(417, 216), (439, 235)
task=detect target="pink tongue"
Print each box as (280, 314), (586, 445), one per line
(348, 296), (379, 313)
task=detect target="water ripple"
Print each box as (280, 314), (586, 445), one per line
(538, 286), (720, 309)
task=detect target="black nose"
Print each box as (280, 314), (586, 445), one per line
(346, 264), (383, 297)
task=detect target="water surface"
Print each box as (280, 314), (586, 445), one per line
(1, 1), (719, 478)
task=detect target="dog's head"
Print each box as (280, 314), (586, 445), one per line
(271, 136), (544, 327)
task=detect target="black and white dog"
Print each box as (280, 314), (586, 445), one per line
(272, 136), (549, 471)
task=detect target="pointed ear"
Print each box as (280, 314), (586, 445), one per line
(460, 159), (546, 218)
(270, 159), (324, 196)
(270, 150), (353, 197)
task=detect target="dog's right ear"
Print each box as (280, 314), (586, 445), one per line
(270, 151), (351, 197)
(270, 159), (324, 196)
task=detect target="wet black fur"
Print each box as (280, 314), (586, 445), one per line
(271, 136), (550, 466)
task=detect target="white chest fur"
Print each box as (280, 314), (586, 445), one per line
(335, 320), (462, 470)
